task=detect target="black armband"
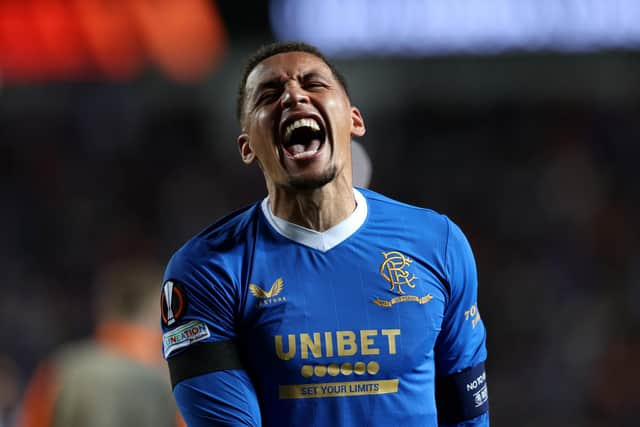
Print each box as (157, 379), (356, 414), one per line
(168, 341), (244, 389)
(435, 362), (489, 424)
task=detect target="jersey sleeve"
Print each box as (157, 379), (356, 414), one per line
(162, 245), (237, 346)
(434, 217), (489, 426)
(174, 371), (261, 427)
(161, 243), (261, 426)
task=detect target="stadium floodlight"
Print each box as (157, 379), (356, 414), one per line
(270, 0), (640, 57)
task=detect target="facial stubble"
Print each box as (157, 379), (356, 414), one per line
(287, 164), (338, 191)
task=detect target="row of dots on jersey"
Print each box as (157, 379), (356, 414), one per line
(301, 361), (380, 378)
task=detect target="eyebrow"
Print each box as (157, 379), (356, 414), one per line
(253, 69), (330, 97)
(254, 78), (283, 97)
(300, 71), (329, 83)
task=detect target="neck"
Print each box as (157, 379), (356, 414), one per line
(267, 175), (355, 232)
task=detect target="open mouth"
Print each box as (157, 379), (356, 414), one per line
(281, 117), (327, 160)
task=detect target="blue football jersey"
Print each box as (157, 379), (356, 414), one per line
(161, 188), (488, 426)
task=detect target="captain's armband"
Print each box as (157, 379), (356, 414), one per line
(168, 340), (244, 389)
(435, 362), (489, 423)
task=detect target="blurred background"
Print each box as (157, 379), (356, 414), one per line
(1, 1), (639, 426)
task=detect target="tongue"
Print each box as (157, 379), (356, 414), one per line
(287, 139), (321, 156)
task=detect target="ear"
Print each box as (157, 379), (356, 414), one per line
(350, 106), (366, 137)
(237, 133), (255, 165)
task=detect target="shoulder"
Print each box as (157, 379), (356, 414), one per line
(163, 202), (264, 297)
(52, 340), (101, 370)
(166, 202), (262, 272)
(359, 187), (446, 220)
(359, 187), (452, 236)
(53, 340), (160, 385)
(359, 187), (474, 268)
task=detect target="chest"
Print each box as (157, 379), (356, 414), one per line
(239, 243), (448, 382)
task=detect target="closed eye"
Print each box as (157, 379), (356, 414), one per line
(304, 81), (327, 90)
(256, 90), (280, 105)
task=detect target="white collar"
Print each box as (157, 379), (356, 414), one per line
(261, 188), (367, 252)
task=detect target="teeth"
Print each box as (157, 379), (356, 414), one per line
(292, 148), (318, 159)
(283, 118), (320, 142)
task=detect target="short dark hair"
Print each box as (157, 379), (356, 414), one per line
(236, 41), (350, 124)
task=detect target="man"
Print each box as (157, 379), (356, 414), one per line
(161, 41), (489, 426)
(16, 258), (185, 427)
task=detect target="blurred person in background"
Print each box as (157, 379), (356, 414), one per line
(161, 41), (489, 426)
(0, 354), (19, 427)
(14, 257), (185, 427)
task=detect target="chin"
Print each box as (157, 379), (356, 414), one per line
(287, 165), (337, 191)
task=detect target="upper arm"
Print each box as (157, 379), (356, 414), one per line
(161, 246), (260, 426)
(434, 218), (489, 425)
(435, 218), (487, 371)
(174, 370), (261, 427)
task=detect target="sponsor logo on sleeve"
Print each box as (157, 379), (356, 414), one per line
(464, 303), (482, 328)
(466, 371), (489, 407)
(161, 280), (188, 326)
(162, 320), (210, 358)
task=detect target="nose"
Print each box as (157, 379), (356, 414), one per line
(280, 83), (309, 109)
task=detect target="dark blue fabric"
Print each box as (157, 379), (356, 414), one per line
(436, 362), (489, 423)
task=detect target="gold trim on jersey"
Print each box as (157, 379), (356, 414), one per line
(279, 379), (399, 399)
(373, 293), (433, 307)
